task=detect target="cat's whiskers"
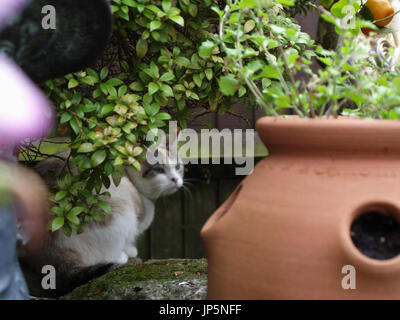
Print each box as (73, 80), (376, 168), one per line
(180, 184), (193, 199)
(183, 179), (196, 191)
(179, 178), (197, 199)
(183, 178), (198, 186)
(183, 178), (201, 183)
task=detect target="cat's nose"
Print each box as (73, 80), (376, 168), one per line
(171, 177), (178, 184)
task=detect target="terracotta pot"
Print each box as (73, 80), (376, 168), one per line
(201, 116), (400, 299)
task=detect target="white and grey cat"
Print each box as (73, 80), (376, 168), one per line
(25, 142), (184, 295)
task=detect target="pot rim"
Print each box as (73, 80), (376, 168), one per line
(256, 116), (400, 154)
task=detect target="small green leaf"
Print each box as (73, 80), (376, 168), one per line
(69, 118), (80, 135)
(131, 158), (141, 171)
(159, 72), (175, 82)
(244, 20), (256, 33)
(320, 0), (335, 9)
(129, 81), (145, 91)
(189, 92), (199, 100)
(78, 143), (95, 153)
(260, 65), (280, 80)
(93, 88), (101, 99)
(199, 40), (216, 59)
(238, 86), (247, 97)
(114, 145), (129, 156)
(101, 104), (115, 116)
(162, 0), (171, 12)
(218, 75), (239, 96)
(155, 112), (172, 120)
(118, 8), (130, 20)
(111, 5), (119, 13)
(81, 76), (97, 86)
(193, 74), (202, 87)
(100, 67), (109, 80)
(81, 104), (97, 113)
(150, 20), (162, 31)
(169, 15), (184, 27)
(114, 156), (124, 166)
(52, 217), (65, 232)
(175, 57), (190, 67)
(132, 146), (143, 157)
(106, 78), (124, 86)
(99, 200), (112, 214)
(188, 4), (198, 17)
(55, 190), (68, 201)
(51, 206), (64, 216)
(69, 206), (85, 216)
(68, 79), (79, 89)
(91, 150), (107, 167)
(149, 62), (159, 79)
(122, 0), (136, 7)
(60, 112), (72, 124)
(149, 82), (159, 95)
(136, 39), (148, 58)
(144, 103), (160, 117)
(67, 212), (80, 225)
(115, 104), (128, 115)
(118, 85), (127, 97)
(161, 84), (174, 97)
(205, 69), (213, 81)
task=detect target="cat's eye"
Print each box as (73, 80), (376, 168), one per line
(153, 167), (165, 174)
(175, 164), (181, 170)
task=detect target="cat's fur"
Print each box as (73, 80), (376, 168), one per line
(25, 143), (183, 296)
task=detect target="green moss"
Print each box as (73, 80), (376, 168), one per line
(62, 259), (207, 300)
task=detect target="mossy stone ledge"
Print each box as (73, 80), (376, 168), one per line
(61, 259), (208, 300)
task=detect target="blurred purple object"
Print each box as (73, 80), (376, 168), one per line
(0, 0), (31, 30)
(0, 0), (52, 301)
(0, 54), (54, 151)
(0, 0), (54, 156)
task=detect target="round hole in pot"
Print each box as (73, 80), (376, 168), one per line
(350, 204), (400, 260)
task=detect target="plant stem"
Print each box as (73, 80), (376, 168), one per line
(68, 110), (103, 128)
(278, 46), (307, 116)
(373, 9), (400, 24)
(303, 80), (316, 118)
(218, 3), (277, 116)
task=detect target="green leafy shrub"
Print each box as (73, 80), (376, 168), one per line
(287, 0), (317, 15)
(33, 0), (378, 234)
(215, 0), (400, 118)
(37, 0), (250, 234)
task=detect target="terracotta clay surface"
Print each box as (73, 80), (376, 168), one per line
(201, 116), (400, 299)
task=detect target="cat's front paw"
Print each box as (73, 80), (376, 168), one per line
(116, 252), (129, 264)
(124, 246), (138, 258)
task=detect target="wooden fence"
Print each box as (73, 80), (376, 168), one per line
(137, 158), (263, 260)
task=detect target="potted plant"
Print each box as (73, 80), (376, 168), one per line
(201, 0), (400, 299)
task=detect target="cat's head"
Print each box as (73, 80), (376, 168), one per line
(125, 139), (184, 200)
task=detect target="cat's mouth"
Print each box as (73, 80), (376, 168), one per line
(164, 185), (180, 195)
